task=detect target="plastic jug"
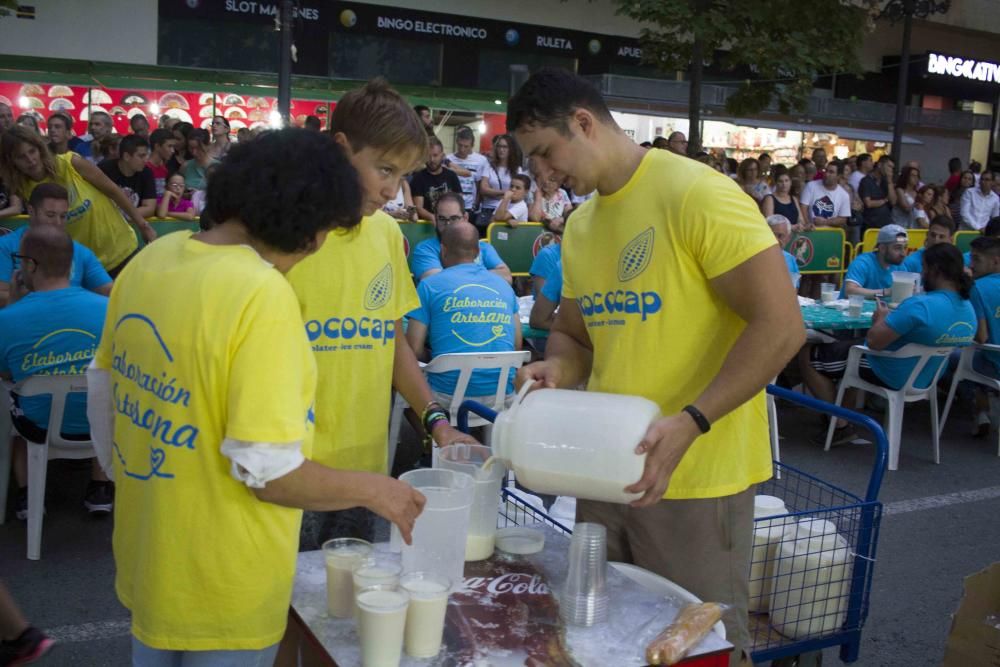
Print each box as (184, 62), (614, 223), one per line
(769, 518), (853, 639)
(891, 271), (920, 304)
(748, 495), (789, 613)
(435, 444), (506, 561)
(392, 468), (474, 592)
(490, 383), (661, 504)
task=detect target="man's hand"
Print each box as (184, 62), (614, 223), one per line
(872, 298), (889, 326)
(431, 422), (479, 448)
(625, 413), (702, 507)
(515, 360), (562, 391)
(139, 222), (157, 243)
(366, 477), (427, 545)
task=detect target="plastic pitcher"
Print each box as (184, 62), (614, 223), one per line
(891, 272), (920, 304)
(435, 444), (506, 561)
(393, 468), (474, 592)
(491, 382), (661, 504)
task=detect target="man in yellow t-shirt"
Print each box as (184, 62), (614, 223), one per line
(508, 70), (805, 665)
(288, 79), (477, 551)
(87, 130), (425, 665)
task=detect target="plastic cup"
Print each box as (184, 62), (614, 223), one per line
(435, 444), (506, 561)
(356, 584), (409, 667)
(400, 572), (451, 658)
(560, 522), (608, 626)
(848, 294), (865, 318)
(353, 556), (403, 620)
(323, 538), (373, 618)
(820, 283), (837, 303)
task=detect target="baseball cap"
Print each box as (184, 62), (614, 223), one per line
(877, 224), (908, 245)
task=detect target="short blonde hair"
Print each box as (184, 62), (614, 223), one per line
(330, 78), (427, 163)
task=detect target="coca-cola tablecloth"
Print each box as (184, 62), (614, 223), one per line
(291, 524), (732, 666)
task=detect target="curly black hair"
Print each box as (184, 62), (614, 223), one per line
(506, 67), (613, 135)
(205, 128), (362, 253)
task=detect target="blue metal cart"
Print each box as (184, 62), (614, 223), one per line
(457, 384), (887, 665)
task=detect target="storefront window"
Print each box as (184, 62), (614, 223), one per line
(159, 19), (278, 73)
(330, 34), (441, 86)
(477, 49), (576, 92)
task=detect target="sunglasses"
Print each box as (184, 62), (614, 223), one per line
(11, 252), (36, 266)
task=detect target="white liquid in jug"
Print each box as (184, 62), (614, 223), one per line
(402, 579), (450, 658)
(748, 496), (789, 613)
(357, 589), (408, 667)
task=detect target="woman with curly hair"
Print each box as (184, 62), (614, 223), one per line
(87, 128), (426, 665)
(0, 126), (154, 275)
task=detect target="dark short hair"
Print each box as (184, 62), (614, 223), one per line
(984, 216), (1000, 238)
(948, 157), (962, 173)
(876, 155), (894, 167)
(47, 112), (72, 131)
(758, 152), (771, 161)
(188, 129), (210, 146)
(22, 224), (73, 279)
(427, 136), (443, 150)
(304, 115), (321, 130)
(130, 114), (148, 128)
(174, 121), (194, 138)
(970, 236), (1000, 258)
(651, 137), (669, 149)
(119, 134), (149, 157)
(924, 242), (972, 299)
(149, 128), (173, 148)
(204, 128), (362, 254)
(928, 215), (955, 236)
(28, 182), (68, 209)
(969, 161), (982, 174)
(413, 105), (430, 115)
(857, 153), (872, 168)
(434, 191), (465, 214)
(512, 173), (531, 190)
(455, 126), (474, 143)
(798, 158), (813, 167)
(506, 67), (613, 135)
(826, 161), (845, 176)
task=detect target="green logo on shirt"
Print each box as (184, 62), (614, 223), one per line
(618, 227), (654, 282)
(364, 263), (393, 310)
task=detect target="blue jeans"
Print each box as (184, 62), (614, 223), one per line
(131, 636), (279, 667)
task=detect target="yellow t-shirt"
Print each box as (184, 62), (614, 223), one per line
(561, 148), (776, 499)
(93, 232), (316, 650)
(25, 152), (138, 270)
(288, 210), (419, 473)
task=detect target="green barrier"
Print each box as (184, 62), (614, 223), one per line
(397, 221), (436, 273)
(785, 228), (846, 274)
(955, 230), (977, 253)
(486, 222), (559, 275)
(135, 219), (202, 246)
(0, 215), (28, 234)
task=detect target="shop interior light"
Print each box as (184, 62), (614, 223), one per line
(149, 102), (161, 115)
(269, 110), (283, 128)
(477, 121), (487, 134)
(17, 96), (29, 109)
(493, 99), (502, 105)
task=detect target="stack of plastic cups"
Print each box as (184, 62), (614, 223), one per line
(560, 522), (609, 627)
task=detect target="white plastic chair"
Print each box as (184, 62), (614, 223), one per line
(14, 375), (95, 560)
(0, 381), (12, 525)
(939, 343), (1000, 456)
(387, 351), (531, 471)
(824, 343), (955, 471)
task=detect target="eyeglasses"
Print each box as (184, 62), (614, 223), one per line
(436, 214), (464, 225)
(11, 252), (36, 266)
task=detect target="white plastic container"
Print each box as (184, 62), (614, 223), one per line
(769, 518), (853, 639)
(748, 495), (789, 613)
(891, 272), (920, 304)
(490, 383), (660, 504)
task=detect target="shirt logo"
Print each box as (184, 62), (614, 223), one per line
(364, 263), (393, 310)
(618, 227), (654, 282)
(812, 196), (835, 219)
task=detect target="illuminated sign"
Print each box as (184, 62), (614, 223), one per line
(927, 53), (1000, 84)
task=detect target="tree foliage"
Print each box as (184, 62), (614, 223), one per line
(0, 0), (18, 18)
(614, 0), (878, 117)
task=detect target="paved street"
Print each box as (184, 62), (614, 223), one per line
(2, 397), (998, 667)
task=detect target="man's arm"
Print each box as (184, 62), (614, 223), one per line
(843, 280), (884, 299)
(529, 292), (559, 331)
(490, 264), (513, 284)
(514, 318), (523, 350)
(136, 197), (157, 219)
(866, 301), (901, 350)
(71, 154), (156, 243)
(405, 319), (430, 362)
(625, 246), (805, 506)
(493, 193), (513, 222)
(94, 283), (113, 297)
(819, 216), (847, 229)
(976, 317), (989, 344)
(413, 196), (434, 223)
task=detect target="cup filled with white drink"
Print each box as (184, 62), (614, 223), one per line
(356, 584), (410, 667)
(323, 538), (372, 618)
(400, 572), (451, 658)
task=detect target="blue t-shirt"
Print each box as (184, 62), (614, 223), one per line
(900, 247), (925, 274)
(841, 251), (903, 298)
(529, 243), (562, 278)
(407, 263), (518, 397)
(0, 227), (112, 291)
(964, 250), (973, 268)
(409, 237), (505, 280)
(540, 255), (563, 303)
(869, 290), (975, 390)
(970, 273), (1000, 374)
(783, 250), (801, 289)
(0, 287), (108, 433)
